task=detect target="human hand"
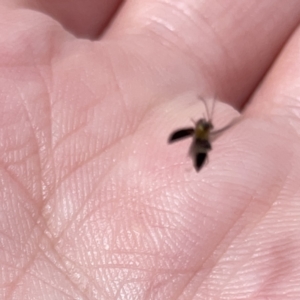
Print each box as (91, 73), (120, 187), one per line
(1, 1), (300, 299)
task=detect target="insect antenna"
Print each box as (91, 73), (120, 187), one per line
(210, 96), (216, 122)
(197, 96), (216, 122)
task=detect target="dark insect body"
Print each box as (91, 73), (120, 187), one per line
(168, 97), (233, 172)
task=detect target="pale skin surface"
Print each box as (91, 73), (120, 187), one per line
(1, 0), (300, 299)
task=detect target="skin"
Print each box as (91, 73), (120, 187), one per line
(1, 0), (300, 299)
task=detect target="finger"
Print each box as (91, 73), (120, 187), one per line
(104, 0), (300, 108)
(203, 28), (300, 298)
(19, 0), (123, 38)
(248, 26), (300, 123)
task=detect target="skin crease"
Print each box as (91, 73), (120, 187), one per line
(1, 0), (300, 299)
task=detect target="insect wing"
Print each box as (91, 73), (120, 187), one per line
(168, 128), (194, 143)
(210, 117), (239, 142)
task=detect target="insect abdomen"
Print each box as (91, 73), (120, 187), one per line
(190, 139), (211, 172)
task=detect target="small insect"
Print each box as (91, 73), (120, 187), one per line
(168, 97), (235, 172)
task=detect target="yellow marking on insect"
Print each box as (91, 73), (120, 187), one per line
(195, 126), (210, 140)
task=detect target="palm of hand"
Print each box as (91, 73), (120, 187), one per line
(1, 2), (300, 299)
